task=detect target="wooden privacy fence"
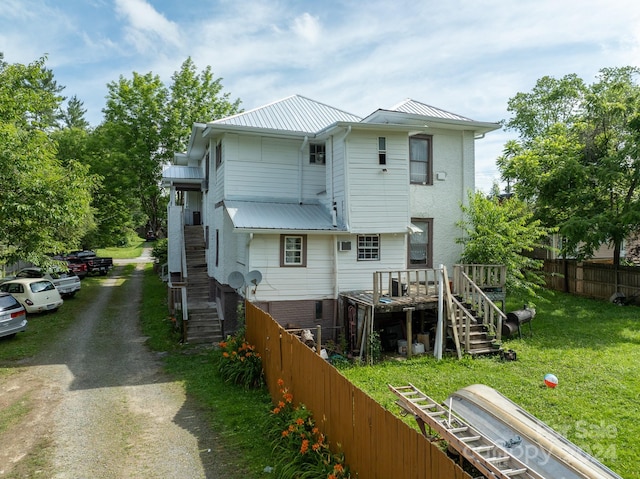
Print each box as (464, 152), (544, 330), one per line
(544, 260), (640, 301)
(245, 302), (471, 479)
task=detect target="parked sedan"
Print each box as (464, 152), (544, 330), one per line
(0, 292), (27, 339)
(0, 278), (63, 314)
(14, 267), (81, 298)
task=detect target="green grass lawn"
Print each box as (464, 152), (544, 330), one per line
(340, 289), (639, 478)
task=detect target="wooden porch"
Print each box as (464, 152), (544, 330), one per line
(339, 265), (507, 361)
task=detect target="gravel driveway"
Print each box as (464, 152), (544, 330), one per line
(0, 257), (229, 478)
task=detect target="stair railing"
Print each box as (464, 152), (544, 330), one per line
(448, 294), (478, 353)
(454, 268), (507, 341)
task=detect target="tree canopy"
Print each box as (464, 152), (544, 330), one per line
(97, 57), (242, 237)
(498, 67), (640, 265)
(0, 57), (96, 264)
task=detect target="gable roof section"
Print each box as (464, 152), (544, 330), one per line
(209, 94), (362, 135)
(361, 98), (500, 135)
(225, 200), (344, 232)
(390, 99), (473, 121)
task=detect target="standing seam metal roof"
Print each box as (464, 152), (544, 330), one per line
(211, 94), (362, 134)
(389, 98), (474, 122)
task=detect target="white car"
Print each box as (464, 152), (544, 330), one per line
(13, 267), (81, 298)
(0, 278), (63, 314)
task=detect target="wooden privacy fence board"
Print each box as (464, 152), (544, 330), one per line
(245, 301), (471, 479)
(544, 259), (640, 300)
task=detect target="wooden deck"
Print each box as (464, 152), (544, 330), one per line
(341, 286), (439, 313)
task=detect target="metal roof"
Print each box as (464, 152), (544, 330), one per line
(388, 99), (473, 122)
(210, 95), (362, 134)
(161, 165), (203, 183)
(225, 200), (343, 231)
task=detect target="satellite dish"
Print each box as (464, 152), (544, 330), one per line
(246, 270), (262, 286)
(228, 271), (245, 289)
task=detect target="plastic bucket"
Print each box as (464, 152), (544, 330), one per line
(398, 340), (408, 355)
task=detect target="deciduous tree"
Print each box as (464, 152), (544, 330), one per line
(498, 67), (640, 265)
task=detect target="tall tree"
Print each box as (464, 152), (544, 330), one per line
(0, 57), (96, 264)
(498, 67), (640, 265)
(60, 95), (90, 130)
(457, 190), (554, 299)
(165, 57), (242, 155)
(99, 59), (241, 237)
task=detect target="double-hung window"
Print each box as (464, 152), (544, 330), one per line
(408, 218), (433, 268)
(310, 143), (326, 164)
(409, 135), (432, 184)
(358, 235), (380, 261)
(280, 235), (307, 267)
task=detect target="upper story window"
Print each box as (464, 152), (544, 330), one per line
(358, 235), (380, 261)
(215, 141), (222, 168)
(280, 234), (307, 267)
(409, 135), (433, 185)
(310, 143), (326, 164)
(378, 137), (386, 165)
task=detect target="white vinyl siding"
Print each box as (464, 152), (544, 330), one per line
(345, 132), (410, 233)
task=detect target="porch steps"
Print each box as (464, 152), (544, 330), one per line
(183, 225), (223, 345)
(453, 314), (501, 356)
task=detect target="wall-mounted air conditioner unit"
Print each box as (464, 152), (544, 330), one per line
(338, 241), (352, 252)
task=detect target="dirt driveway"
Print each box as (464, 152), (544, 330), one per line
(0, 261), (230, 478)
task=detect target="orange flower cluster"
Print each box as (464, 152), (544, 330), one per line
(271, 378), (350, 479)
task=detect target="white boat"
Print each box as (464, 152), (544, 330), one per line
(448, 384), (622, 479)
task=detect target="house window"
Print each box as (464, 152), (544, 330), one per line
(215, 141), (222, 168)
(410, 135), (433, 184)
(358, 235), (380, 261)
(280, 234), (307, 267)
(408, 218), (433, 268)
(310, 143), (326, 164)
(378, 137), (386, 165)
(215, 229), (219, 267)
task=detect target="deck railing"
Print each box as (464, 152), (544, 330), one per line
(372, 268), (441, 305)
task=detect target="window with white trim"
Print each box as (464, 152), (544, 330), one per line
(409, 135), (432, 184)
(280, 234), (307, 267)
(408, 218), (433, 268)
(378, 137), (386, 165)
(310, 143), (326, 164)
(357, 235), (380, 261)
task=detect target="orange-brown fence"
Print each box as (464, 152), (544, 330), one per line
(245, 302), (471, 479)
(544, 260), (640, 301)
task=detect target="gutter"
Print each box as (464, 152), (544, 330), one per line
(299, 136), (308, 204)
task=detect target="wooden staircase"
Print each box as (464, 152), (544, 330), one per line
(446, 266), (507, 357)
(183, 226), (223, 344)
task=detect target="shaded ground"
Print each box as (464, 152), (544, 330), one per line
(0, 260), (231, 478)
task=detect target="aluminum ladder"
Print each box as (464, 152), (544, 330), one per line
(389, 383), (546, 479)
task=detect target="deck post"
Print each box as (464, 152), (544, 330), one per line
(404, 307), (414, 358)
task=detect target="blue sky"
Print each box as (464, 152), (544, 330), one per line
(1, 0), (639, 192)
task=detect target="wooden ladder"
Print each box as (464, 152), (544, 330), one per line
(389, 384), (546, 479)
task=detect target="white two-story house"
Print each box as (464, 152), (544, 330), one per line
(162, 95), (499, 343)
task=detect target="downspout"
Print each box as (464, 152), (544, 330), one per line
(342, 126), (352, 230)
(299, 136), (308, 204)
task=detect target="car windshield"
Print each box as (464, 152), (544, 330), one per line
(30, 280), (55, 293)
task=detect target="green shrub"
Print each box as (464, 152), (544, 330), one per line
(216, 333), (264, 390)
(151, 238), (168, 265)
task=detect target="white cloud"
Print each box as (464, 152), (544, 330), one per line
(291, 13), (321, 44)
(114, 0), (182, 53)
